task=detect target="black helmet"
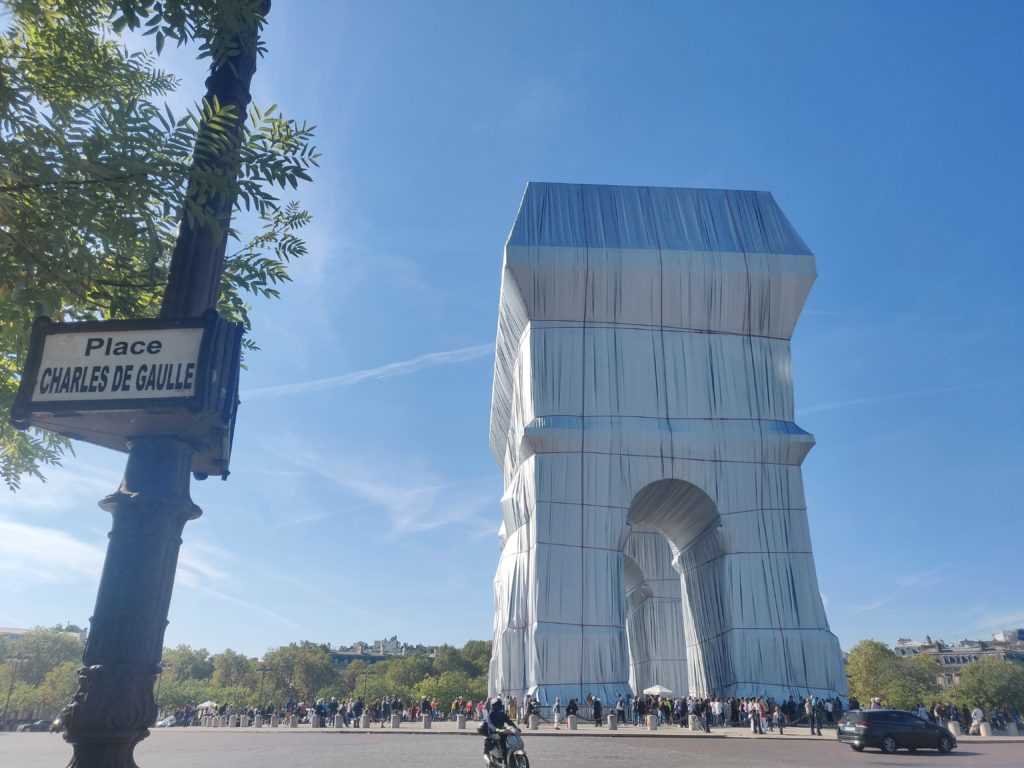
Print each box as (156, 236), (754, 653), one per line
(491, 699), (505, 712)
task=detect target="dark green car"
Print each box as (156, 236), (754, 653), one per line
(837, 709), (956, 754)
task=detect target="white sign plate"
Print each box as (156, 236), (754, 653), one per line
(32, 328), (204, 403)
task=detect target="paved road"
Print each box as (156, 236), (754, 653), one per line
(2, 730), (1022, 768)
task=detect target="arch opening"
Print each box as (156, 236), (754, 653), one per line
(625, 479), (724, 698)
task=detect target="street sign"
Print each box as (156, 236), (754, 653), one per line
(11, 311), (243, 478)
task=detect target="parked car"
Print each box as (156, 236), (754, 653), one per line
(156, 715), (176, 728)
(837, 709), (956, 753)
(16, 720), (51, 732)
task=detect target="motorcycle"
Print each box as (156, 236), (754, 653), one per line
(483, 727), (530, 768)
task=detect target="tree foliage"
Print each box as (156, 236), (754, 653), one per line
(1, 627), (84, 686)
(3, 632), (494, 719)
(956, 657), (1024, 712)
(0, 0), (318, 488)
(846, 639), (940, 710)
(161, 644), (214, 681)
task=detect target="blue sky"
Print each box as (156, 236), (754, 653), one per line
(2, 1), (1022, 657)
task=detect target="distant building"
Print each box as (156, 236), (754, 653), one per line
(892, 630), (1024, 688)
(0, 625), (87, 644)
(328, 635), (435, 669)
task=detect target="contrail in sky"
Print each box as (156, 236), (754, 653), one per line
(243, 343), (493, 400)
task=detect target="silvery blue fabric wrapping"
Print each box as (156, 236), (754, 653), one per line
(488, 183), (847, 704)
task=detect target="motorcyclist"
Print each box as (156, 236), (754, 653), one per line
(482, 698), (520, 761)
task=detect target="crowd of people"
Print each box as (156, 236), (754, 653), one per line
(165, 695), (498, 728)
(163, 692), (1022, 736)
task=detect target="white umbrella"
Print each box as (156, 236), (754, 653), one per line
(198, 701), (218, 709)
(642, 685), (673, 696)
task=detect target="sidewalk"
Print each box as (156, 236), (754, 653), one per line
(184, 719), (1024, 744)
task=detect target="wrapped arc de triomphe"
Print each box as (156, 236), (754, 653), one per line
(487, 182), (847, 705)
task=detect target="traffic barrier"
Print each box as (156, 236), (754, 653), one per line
(456, 715), (466, 730)
(947, 721), (961, 736)
(689, 714), (698, 731)
(980, 722), (992, 737)
(607, 715), (617, 730)
(359, 713), (370, 728)
(567, 715), (578, 730)
(646, 714), (658, 731)
(253, 714), (262, 728)
(391, 714), (401, 728)
(422, 714), (432, 730)
(529, 715), (538, 730)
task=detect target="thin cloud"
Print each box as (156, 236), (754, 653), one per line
(274, 446), (493, 536)
(243, 343), (493, 400)
(974, 610), (1024, 633)
(0, 519), (104, 583)
(798, 384), (969, 416)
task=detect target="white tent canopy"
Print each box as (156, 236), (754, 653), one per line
(642, 685), (673, 697)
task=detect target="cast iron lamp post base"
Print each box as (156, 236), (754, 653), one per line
(62, 438), (200, 768)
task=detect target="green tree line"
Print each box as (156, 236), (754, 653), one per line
(155, 640), (492, 713)
(846, 639), (1024, 714)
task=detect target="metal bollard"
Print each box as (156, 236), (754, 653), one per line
(359, 713), (370, 728)
(334, 713), (343, 728)
(422, 714), (432, 729)
(947, 721), (961, 736)
(607, 714), (617, 731)
(647, 714), (658, 731)
(457, 714), (466, 730)
(391, 713), (401, 728)
(529, 715), (539, 731)
(689, 714), (698, 731)
(980, 722), (992, 737)
(567, 715), (577, 730)
(254, 713), (262, 728)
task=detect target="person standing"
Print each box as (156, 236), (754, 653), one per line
(616, 695), (626, 724)
(773, 704), (784, 735)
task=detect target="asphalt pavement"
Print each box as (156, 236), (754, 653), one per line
(2, 728), (1022, 768)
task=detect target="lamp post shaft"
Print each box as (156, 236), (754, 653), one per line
(61, 7), (267, 768)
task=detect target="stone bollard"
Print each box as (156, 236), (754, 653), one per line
(457, 714), (466, 730)
(554, 713), (561, 729)
(689, 714), (698, 731)
(646, 714), (658, 731)
(980, 722), (992, 737)
(288, 714), (297, 728)
(391, 714), (401, 729)
(270, 714), (279, 728)
(253, 714), (262, 728)
(360, 713), (370, 728)
(333, 714), (343, 728)
(567, 715), (578, 730)
(422, 714), (432, 729)
(947, 721), (961, 737)
(607, 714), (618, 731)
(529, 715), (539, 731)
